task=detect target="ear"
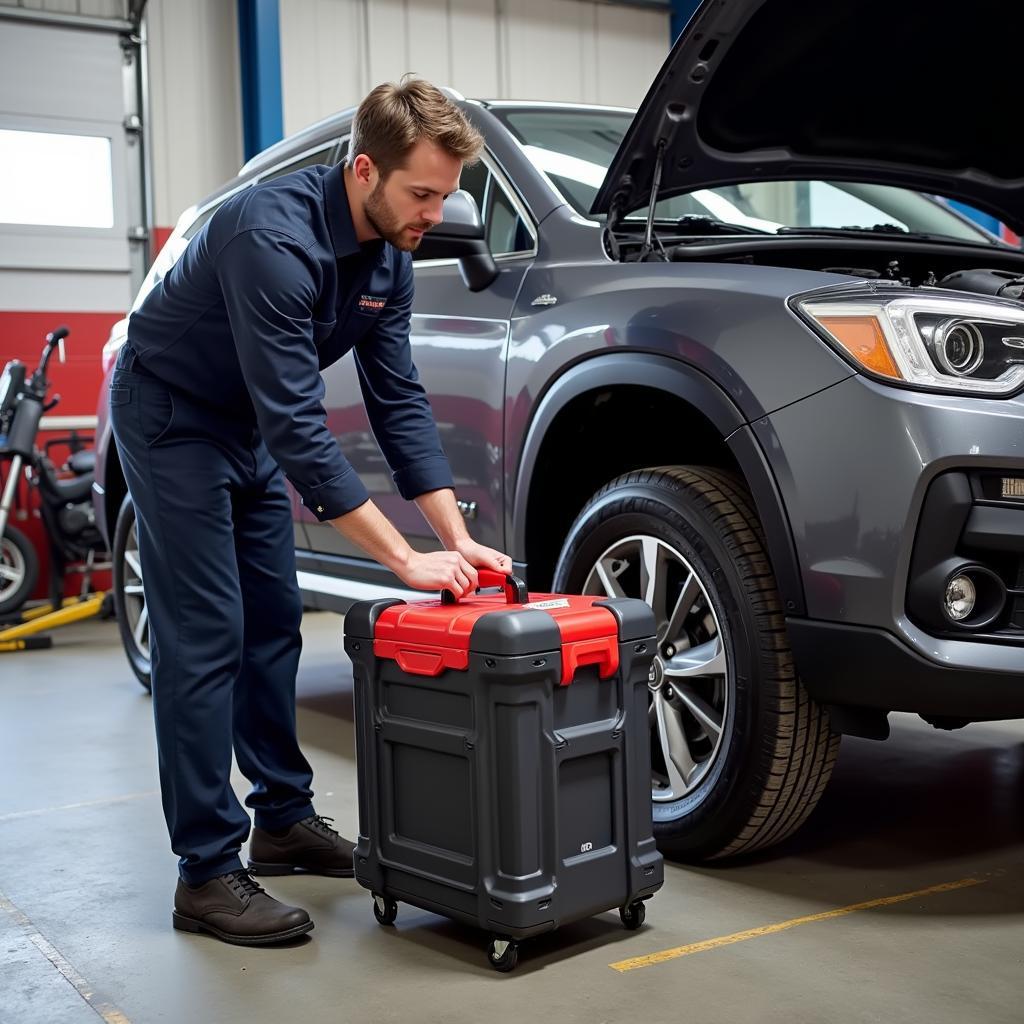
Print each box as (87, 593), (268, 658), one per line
(351, 153), (376, 188)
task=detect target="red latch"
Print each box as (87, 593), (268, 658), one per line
(560, 636), (619, 685)
(373, 640), (469, 677)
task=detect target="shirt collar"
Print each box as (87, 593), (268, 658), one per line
(323, 162), (386, 261)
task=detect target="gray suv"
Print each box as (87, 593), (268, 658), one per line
(93, 0), (1024, 860)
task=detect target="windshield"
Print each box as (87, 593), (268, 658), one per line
(493, 107), (997, 244)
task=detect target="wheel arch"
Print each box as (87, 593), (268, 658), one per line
(510, 353), (806, 615)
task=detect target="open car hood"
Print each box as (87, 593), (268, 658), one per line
(591, 0), (1024, 232)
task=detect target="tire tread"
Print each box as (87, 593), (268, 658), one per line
(564, 464), (839, 859)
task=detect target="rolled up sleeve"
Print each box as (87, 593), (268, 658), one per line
(217, 228), (369, 521)
(354, 255), (454, 500)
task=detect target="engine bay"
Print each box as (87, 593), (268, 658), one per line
(617, 230), (1024, 300)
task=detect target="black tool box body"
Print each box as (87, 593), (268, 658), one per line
(344, 572), (663, 970)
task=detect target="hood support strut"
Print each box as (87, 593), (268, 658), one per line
(639, 139), (668, 262)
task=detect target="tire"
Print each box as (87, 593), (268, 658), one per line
(112, 493), (152, 692)
(553, 466), (840, 860)
(0, 525), (39, 615)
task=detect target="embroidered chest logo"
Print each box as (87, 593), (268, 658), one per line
(358, 294), (386, 312)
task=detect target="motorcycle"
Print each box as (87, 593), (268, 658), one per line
(0, 326), (110, 615)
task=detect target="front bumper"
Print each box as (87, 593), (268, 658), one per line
(760, 373), (1024, 715)
(788, 618), (1024, 719)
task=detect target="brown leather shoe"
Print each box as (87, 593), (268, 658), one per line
(248, 814), (355, 877)
(172, 869), (313, 946)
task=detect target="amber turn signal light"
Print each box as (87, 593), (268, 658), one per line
(816, 315), (901, 380)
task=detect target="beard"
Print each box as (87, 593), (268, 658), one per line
(364, 179), (430, 252)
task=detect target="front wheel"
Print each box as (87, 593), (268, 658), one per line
(112, 494), (152, 692)
(554, 466), (840, 860)
(0, 525), (38, 615)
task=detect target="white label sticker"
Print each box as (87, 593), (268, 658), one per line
(528, 598), (571, 609)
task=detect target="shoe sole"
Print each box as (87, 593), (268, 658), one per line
(247, 860), (354, 878)
(172, 911), (314, 947)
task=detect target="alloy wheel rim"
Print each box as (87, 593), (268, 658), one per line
(0, 538), (26, 600)
(582, 534), (730, 802)
(122, 520), (150, 660)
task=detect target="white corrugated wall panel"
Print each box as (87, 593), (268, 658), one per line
(502, 0), (592, 102)
(280, 0), (365, 139)
(449, 0), (499, 101)
(147, 0), (243, 229)
(404, 0), (452, 91)
(365, 0), (409, 92)
(279, 0), (668, 135)
(34, 0), (80, 12)
(594, 3), (669, 107)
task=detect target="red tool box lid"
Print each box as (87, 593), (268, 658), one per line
(369, 571), (625, 684)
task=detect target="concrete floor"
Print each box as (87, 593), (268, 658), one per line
(1, 612), (1022, 1024)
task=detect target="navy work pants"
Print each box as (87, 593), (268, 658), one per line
(109, 344), (315, 885)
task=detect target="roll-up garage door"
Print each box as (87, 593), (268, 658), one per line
(0, 12), (144, 596)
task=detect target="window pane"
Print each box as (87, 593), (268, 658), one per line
(458, 160), (488, 216)
(183, 203), (220, 241)
(259, 144), (337, 182)
(0, 129), (114, 228)
(487, 180), (530, 256)
(494, 108), (992, 243)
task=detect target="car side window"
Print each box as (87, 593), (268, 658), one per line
(258, 140), (342, 183)
(182, 139), (347, 246)
(486, 177), (532, 257)
(458, 160), (489, 219)
(182, 202), (223, 241)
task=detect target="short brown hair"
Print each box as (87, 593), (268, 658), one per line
(351, 76), (483, 178)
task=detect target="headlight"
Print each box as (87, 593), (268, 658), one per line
(796, 289), (1024, 396)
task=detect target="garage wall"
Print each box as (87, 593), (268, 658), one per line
(279, 0), (669, 137)
(145, 0), (243, 251)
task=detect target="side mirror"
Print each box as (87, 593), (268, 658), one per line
(416, 190), (498, 292)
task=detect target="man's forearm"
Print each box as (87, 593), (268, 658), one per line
(414, 488), (470, 549)
(329, 499), (414, 573)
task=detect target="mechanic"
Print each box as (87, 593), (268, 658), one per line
(108, 78), (510, 946)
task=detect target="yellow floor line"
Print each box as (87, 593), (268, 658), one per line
(0, 888), (132, 1024)
(610, 876), (986, 973)
(0, 790), (159, 823)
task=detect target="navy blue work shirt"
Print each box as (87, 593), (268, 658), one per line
(126, 161), (454, 521)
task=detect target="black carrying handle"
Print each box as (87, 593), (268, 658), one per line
(441, 569), (528, 606)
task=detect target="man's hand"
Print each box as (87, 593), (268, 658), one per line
(330, 492), (513, 598)
(397, 549), (479, 598)
(452, 537), (513, 575)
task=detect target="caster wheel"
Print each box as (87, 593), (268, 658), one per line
(488, 937), (519, 973)
(620, 901), (646, 930)
(372, 893), (398, 926)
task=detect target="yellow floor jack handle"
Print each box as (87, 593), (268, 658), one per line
(0, 592), (107, 652)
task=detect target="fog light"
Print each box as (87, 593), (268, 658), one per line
(944, 575), (977, 621)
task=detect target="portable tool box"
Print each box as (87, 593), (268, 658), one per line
(344, 571), (663, 972)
